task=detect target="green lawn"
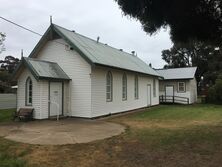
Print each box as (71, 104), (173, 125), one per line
(1, 104), (222, 167)
(0, 109), (15, 122)
(120, 104), (222, 148)
(0, 108), (26, 167)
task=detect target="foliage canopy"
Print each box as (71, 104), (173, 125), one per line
(115, 0), (222, 44)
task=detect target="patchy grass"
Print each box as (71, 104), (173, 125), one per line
(0, 109), (15, 123)
(1, 104), (222, 167)
(0, 138), (26, 167)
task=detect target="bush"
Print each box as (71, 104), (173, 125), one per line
(207, 74), (222, 104)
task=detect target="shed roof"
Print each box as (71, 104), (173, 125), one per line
(156, 67), (197, 80)
(22, 57), (70, 81)
(51, 24), (160, 77)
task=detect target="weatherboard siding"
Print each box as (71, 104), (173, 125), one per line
(39, 80), (49, 119)
(36, 38), (92, 118)
(189, 78), (198, 104)
(17, 68), (42, 119)
(91, 67), (159, 117)
(159, 80), (196, 104)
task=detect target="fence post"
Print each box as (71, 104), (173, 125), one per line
(173, 96), (175, 104)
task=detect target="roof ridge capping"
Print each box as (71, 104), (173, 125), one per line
(156, 66), (197, 70)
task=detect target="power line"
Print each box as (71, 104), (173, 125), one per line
(0, 16), (42, 36)
(0, 16), (67, 46)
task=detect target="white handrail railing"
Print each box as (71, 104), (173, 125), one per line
(50, 101), (60, 121)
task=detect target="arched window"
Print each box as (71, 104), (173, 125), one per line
(134, 75), (139, 99)
(122, 73), (127, 100)
(106, 71), (113, 102)
(26, 77), (32, 105)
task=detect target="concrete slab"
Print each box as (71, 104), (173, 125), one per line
(0, 118), (125, 145)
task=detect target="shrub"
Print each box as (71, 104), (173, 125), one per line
(207, 74), (222, 104)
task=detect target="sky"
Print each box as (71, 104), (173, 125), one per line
(0, 0), (173, 68)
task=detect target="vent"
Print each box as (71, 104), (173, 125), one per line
(65, 45), (73, 51)
(97, 36), (100, 43)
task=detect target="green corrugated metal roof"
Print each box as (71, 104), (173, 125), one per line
(53, 24), (160, 77)
(156, 67), (197, 80)
(23, 57), (70, 81)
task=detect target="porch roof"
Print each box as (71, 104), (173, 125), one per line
(18, 57), (71, 81)
(156, 67), (197, 80)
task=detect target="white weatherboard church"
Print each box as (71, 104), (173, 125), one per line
(13, 24), (160, 119)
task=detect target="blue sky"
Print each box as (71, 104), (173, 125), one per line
(0, 0), (172, 68)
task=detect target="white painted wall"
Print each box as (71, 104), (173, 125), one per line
(159, 79), (197, 104)
(17, 68), (48, 119)
(91, 66), (159, 117)
(189, 78), (198, 103)
(17, 38), (160, 119)
(17, 66), (71, 119)
(36, 38), (92, 118)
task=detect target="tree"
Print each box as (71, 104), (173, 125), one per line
(0, 56), (20, 74)
(161, 41), (222, 84)
(115, 0), (222, 44)
(161, 44), (192, 68)
(208, 74), (222, 104)
(0, 56), (19, 93)
(0, 32), (6, 53)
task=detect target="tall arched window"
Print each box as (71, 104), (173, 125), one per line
(26, 77), (32, 106)
(134, 75), (139, 99)
(106, 71), (113, 102)
(122, 73), (127, 100)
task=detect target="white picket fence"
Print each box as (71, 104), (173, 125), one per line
(0, 94), (16, 109)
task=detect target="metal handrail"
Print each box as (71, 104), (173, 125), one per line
(159, 95), (189, 104)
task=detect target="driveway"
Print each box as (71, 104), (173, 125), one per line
(0, 118), (125, 145)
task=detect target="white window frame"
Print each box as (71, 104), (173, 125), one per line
(122, 73), (127, 101)
(106, 71), (113, 102)
(26, 77), (33, 106)
(178, 82), (186, 92)
(134, 75), (139, 99)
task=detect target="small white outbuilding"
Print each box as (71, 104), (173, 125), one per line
(156, 67), (198, 104)
(13, 24), (160, 119)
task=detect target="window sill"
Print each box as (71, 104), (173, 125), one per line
(178, 91), (186, 93)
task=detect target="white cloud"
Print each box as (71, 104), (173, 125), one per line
(0, 0), (172, 68)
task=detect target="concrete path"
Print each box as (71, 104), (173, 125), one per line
(0, 118), (125, 145)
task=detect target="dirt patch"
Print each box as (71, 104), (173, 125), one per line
(10, 133), (222, 167)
